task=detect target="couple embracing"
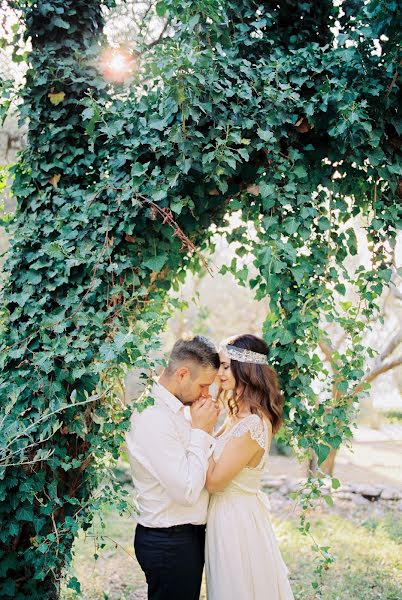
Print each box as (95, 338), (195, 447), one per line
(126, 334), (294, 600)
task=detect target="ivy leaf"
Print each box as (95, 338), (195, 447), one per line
(283, 218), (299, 235)
(293, 165), (308, 179)
(170, 199), (184, 214)
(16, 507), (33, 521)
(378, 268), (392, 282)
(151, 189), (167, 202)
(326, 435), (342, 449)
(12, 290), (31, 307)
(281, 330), (294, 344)
(259, 182), (275, 198)
(155, 1), (167, 16)
(43, 242), (69, 259)
(67, 577), (81, 593)
(188, 14), (200, 33)
(335, 283), (346, 295)
(132, 162), (150, 177)
(345, 228), (358, 255)
(149, 117), (168, 131)
(83, 105), (101, 135)
(48, 91), (65, 105)
(237, 148), (249, 161)
(173, 84), (186, 105)
(143, 254), (168, 272)
(335, 380), (348, 394)
(53, 17), (70, 29)
(315, 444), (330, 464)
(257, 128), (274, 143)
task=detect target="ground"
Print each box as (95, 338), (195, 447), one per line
(267, 431), (402, 489)
(61, 494), (402, 600)
(61, 435), (402, 600)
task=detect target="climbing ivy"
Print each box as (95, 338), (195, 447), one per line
(0, 0), (400, 597)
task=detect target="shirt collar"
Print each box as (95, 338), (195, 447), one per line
(153, 381), (184, 414)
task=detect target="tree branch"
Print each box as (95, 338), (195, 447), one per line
(386, 57), (402, 97)
(378, 328), (402, 363)
(146, 21), (169, 49)
(353, 354), (402, 395)
(318, 338), (334, 362)
(389, 282), (402, 301)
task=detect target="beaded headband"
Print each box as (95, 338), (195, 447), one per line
(219, 338), (269, 365)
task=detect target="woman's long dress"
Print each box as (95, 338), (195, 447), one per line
(205, 414), (294, 600)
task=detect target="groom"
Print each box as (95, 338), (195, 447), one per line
(125, 335), (221, 600)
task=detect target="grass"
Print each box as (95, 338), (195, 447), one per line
(61, 501), (402, 600)
(382, 410), (402, 424)
(280, 511), (402, 600)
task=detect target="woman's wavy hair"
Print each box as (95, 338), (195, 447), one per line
(224, 334), (284, 434)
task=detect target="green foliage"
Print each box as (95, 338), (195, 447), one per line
(0, 0), (166, 597)
(0, 0), (401, 597)
(383, 410), (402, 423)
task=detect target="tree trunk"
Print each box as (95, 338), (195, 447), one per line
(0, 2), (107, 597)
(307, 449), (318, 476)
(320, 448), (338, 476)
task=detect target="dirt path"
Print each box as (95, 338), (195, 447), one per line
(267, 440), (402, 488)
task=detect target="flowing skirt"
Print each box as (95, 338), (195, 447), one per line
(205, 490), (294, 600)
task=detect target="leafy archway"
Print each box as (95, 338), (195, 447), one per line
(0, 0), (400, 597)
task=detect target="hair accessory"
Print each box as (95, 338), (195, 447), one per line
(219, 338), (269, 365)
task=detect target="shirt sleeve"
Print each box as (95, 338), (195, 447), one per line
(126, 409), (214, 507)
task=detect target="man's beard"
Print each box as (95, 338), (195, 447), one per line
(177, 389), (198, 405)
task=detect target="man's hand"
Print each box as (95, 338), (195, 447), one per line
(191, 396), (220, 434)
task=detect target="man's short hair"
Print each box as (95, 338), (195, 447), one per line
(166, 335), (220, 373)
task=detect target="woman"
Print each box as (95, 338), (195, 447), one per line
(205, 334), (294, 600)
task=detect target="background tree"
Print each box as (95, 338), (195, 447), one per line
(0, 0), (400, 597)
(316, 277), (402, 475)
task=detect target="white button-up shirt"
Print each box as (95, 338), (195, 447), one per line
(125, 382), (214, 527)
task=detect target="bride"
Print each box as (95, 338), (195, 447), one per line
(205, 334), (295, 600)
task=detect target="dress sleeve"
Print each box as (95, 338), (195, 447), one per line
(231, 414), (266, 451)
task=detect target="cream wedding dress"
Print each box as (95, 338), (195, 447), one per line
(205, 414), (294, 600)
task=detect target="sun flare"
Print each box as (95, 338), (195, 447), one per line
(98, 47), (137, 83)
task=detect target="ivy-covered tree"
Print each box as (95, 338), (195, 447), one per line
(0, 0), (400, 597)
(0, 1), (134, 598)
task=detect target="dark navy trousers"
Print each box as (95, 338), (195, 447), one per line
(134, 523), (206, 600)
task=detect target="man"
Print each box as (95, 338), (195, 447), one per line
(126, 335), (221, 600)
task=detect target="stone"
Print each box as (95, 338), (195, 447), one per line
(287, 479), (303, 493)
(333, 483), (353, 494)
(381, 487), (402, 501)
(351, 494), (370, 506)
(262, 478), (286, 489)
(269, 491), (286, 502)
(335, 491), (354, 501)
(353, 484), (383, 501)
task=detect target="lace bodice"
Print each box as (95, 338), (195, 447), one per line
(213, 413), (268, 470)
